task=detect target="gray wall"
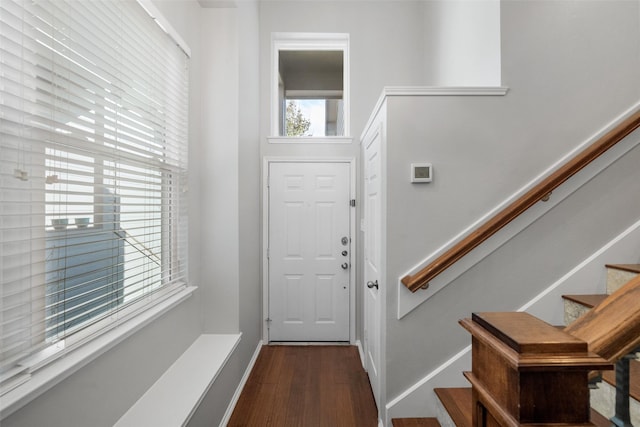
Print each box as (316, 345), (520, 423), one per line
(383, 0), (640, 408)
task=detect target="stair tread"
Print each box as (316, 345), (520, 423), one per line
(392, 418), (441, 427)
(562, 294), (608, 308)
(434, 387), (472, 427)
(606, 264), (640, 274)
(601, 358), (640, 401)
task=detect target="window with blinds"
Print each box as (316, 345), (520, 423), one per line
(0, 0), (189, 394)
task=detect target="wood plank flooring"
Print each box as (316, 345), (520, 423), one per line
(228, 345), (378, 427)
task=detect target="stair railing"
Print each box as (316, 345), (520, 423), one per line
(563, 274), (640, 427)
(401, 109), (640, 292)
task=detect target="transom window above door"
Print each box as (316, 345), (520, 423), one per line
(270, 33), (351, 143)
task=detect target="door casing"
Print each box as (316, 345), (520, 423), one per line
(262, 157), (357, 343)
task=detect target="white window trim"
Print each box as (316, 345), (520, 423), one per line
(136, 0), (191, 58)
(0, 286), (197, 420)
(270, 32), (350, 141)
(0, 1), (192, 418)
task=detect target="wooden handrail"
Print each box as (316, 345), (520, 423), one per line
(402, 109), (640, 292)
(564, 274), (640, 362)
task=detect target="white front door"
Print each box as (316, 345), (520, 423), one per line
(268, 162), (351, 341)
(364, 127), (382, 410)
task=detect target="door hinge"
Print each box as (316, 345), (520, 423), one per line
(267, 248), (270, 259)
(350, 199), (356, 207)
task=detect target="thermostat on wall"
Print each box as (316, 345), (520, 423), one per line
(411, 163), (433, 183)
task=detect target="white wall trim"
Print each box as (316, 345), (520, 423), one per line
(267, 137), (353, 144)
(219, 340), (263, 427)
(360, 86), (509, 143)
(517, 217), (640, 314)
(270, 32), (350, 138)
(355, 339), (365, 368)
(397, 101), (640, 319)
(383, 86), (509, 97)
(386, 216), (640, 420)
(261, 157), (358, 344)
(386, 345), (471, 411)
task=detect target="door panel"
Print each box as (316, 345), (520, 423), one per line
(269, 162), (351, 341)
(364, 127), (382, 410)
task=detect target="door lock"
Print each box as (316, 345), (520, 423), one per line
(341, 263), (349, 270)
(342, 250), (348, 256)
(341, 236), (349, 246)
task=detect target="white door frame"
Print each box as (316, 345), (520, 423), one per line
(262, 157), (357, 343)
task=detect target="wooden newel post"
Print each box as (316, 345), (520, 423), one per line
(459, 312), (612, 427)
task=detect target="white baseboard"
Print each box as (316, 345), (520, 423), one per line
(355, 340), (365, 368)
(219, 340), (263, 427)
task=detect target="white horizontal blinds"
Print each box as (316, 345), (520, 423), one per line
(0, 0), (188, 384)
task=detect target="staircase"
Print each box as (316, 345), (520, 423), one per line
(392, 264), (640, 427)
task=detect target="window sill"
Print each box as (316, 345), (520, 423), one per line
(268, 136), (353, 144)
(114, 333), (241, 426)
(0, 285), (197, 420)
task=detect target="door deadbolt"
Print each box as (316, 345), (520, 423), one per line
(342, 250), (348, 256)
(341, 263), (349, 269)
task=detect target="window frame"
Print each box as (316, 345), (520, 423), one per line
(269, 32), (351, 144)
(0, 0), (194, 418)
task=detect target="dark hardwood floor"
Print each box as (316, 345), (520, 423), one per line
(228, 345), (378, 427)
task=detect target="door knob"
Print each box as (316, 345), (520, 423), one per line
(342, 250), (348, 256)
(341, 263), (349, 269)
(367, 280), (379, 289)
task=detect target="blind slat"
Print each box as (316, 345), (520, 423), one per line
(1, 0), (189, 384)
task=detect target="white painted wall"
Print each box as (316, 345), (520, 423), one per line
(199, 7), (240, 333)
(423, 0), (501, 86)
(187, 2), (264, 423)
(236, 0), (263, 374)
